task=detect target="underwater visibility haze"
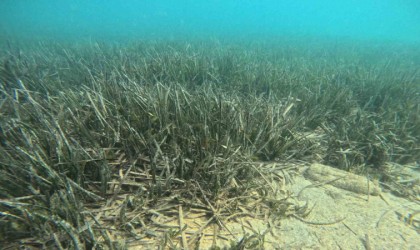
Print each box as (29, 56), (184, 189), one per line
(0, 0), (419, 42)
(0, 0), (419, 249)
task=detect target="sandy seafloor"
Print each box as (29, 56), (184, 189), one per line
(125, 163), (419, 249)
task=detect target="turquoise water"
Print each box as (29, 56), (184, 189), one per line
(0, 0), (419, 43)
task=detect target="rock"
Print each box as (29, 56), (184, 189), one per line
(304, 163), (381, 196)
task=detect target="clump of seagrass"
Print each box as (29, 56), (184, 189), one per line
(0, 78), (309, 248)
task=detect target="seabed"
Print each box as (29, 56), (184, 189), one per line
(0, 39), (419, 249)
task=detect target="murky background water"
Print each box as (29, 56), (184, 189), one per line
(1, 0), (419, 43)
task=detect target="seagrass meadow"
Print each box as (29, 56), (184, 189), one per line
(0, 38), (419, 248)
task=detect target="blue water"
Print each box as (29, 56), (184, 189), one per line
(0, 0), (419, 43)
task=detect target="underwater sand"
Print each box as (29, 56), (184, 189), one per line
(124, 163), (419, 249)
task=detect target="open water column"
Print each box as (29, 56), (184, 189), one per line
(0, 0), (418, 42)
